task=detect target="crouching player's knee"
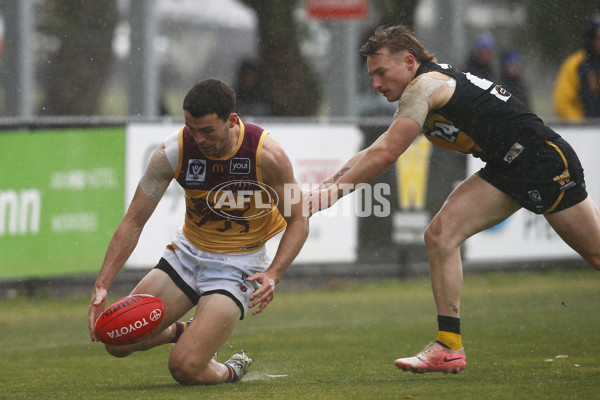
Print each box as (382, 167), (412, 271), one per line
(168, 354), (205, 385)
(168, 351), (228, 386)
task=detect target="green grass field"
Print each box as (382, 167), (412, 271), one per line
(1, 268), (599, 400)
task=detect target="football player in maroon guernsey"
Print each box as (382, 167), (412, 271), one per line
(89, 79), (308, 385)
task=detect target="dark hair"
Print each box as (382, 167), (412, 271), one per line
(183, 78), (236, 120)
(361, 25), (437, 63)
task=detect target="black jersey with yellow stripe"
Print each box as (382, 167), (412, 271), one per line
(417, 62), (560, 165)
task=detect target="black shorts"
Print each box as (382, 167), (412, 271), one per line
(477, 137), (588, 214)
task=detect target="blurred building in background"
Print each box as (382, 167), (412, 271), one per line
(0, 0), (598, 120)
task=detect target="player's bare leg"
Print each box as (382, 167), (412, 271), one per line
(425, 175), (521, 318)
(545, 195), (600, 270)
(168, 293), (248, 385)
(395, 175), (520, 373)
(104, 269), (194, 358)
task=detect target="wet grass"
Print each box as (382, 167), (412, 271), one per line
(0, 267), (598, 399)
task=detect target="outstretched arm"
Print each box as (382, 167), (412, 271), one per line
(319, 145), (373, 189)
(310, 73), (454, 215)
(309, 117), (422, 215)
(247, 135), (309, 315)
(88, 144), (172, 340)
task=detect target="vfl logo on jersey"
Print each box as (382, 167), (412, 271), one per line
(553, 169), (576, 191)
(528, 190), (542, 202)
(230, 158), (251, 174)
(503, 142), (524, 164)
(186, 159), (206, 185)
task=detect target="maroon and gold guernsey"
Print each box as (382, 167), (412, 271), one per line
(173, 119), (287, 253)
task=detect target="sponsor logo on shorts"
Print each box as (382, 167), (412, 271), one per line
(503, 142), (524, 164)
(166, 243), (177, 252)
(553, 169), (576, 191)
(236, 282), (248, 293)
(528, 190), (542, 202)
(237, 274), (249, 293)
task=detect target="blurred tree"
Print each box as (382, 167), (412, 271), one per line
(525, 0), (599, 61)
(239, 0), (320, 116)
(372, 0), (418, 29)
(37, 0), (118, 116)
(238, 0), (417, 117)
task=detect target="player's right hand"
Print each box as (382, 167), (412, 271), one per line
(307, 187), (336, 216)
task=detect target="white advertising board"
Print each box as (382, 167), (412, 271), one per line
(125, 124), (186, 268)
(261, 122), (362, 263)
(125, 122), (361, 268)
(464, 126), (600, 262)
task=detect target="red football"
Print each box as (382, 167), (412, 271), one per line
(94, 294), (165, 345)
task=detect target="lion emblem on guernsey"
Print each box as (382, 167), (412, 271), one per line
(188, 197), (250, 233)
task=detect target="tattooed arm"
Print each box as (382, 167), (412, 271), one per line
(319, 135), (386, 189)
(309, 118), (421, 215)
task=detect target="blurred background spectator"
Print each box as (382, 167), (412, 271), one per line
(464, 33), (497, 80)
(233, 58), (273, 117)
(553, 14), (600, 122)
(500, 49), (530, 108)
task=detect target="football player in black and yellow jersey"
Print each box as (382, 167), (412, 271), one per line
(310, 25), (600, 374)
(89, 79), (308, 385)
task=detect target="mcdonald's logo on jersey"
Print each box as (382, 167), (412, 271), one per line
(212, 164), (224, 173)
(395, 136), (432, 210)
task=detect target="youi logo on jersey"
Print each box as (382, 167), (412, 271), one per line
(230, 158), (251, 174)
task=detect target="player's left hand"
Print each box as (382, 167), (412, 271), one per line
(88, 287), (108, 341)
(247, 272), (278, 316)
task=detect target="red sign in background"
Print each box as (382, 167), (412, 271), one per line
(306, 0), (369, 20)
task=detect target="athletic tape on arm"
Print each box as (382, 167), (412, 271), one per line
(393, 75), (448, 127)
(138, 145), (174, 202)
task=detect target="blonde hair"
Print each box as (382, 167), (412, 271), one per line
(361, 25), (436, 63)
